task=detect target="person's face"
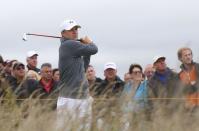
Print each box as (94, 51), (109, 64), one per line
(144, 66), (155, 79)
(4, 63), (12, 73)
(27, 55), (38, 68)
(61, 26), (79, 40)
(27, 73), (37, 80)
(41, 66), (53, 81)
(180, 49), (193, 65)
(13, 65), (25, 78)
(104, 68), (117, 80)
(53, 70), (60, 82)
(124, 73), (131, 82)
(86, 66), (96, 81)
(154, 58), (167, 72)
(131, 67), (142, 81)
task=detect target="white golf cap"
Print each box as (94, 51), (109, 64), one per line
(104, 62), (117, 71)
(153, 55), (166, 64)
(27, 50), (38, 58)
(60, 19), (81, 32)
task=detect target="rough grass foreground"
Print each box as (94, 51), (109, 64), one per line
(0, 78), (199, 131)
(0, 96), (199, 131)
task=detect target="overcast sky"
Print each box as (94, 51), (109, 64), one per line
(1, 0), (199, 78)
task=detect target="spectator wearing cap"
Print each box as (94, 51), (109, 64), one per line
(26, 50), (40, 73)
(10, 62), (25, 92)
(148, 55), (179, 114)
(177, 47), (199, 110)
(6, 62), (38, 100)
(91, 62), (124, 128)
(93, 62), (124, 98)
(57, 19), (98, 121)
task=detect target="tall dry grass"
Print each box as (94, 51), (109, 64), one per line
(0, 77), (199, 131)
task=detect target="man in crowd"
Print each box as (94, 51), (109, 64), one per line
(148, 55), (179, 114)
(26, 50), (40, 73)
(86, 65), (102, 96)
(35, 63), (58, 110)
(92, 62), (124, 129)
(144, 64), (155, 80)
(2, 60), (17, 78)
(6, 62), (38, 101)
(124, 72), (131, 83)
(94, 62), (124, 98)
(37, 63), (58, 98)
(177, 47), (199, 110)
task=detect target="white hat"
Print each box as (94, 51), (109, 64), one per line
(104, 62), (117, 71)
(27, 50), (38, 58)
(153, 55), (166, 64)
(60, 19), (81, 32)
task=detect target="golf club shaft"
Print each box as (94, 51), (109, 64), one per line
(26, 33), (61, 38)
(25, 33), (82, 42)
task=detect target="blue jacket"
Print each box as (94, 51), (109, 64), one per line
(122, 80), (148, 113)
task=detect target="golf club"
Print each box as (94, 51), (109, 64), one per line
(22, 33), (82, 42)
(22, 33), (61, 41)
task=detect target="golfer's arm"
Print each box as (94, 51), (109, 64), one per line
(73, 42), (98, 56)
(83, 55), (91, 72)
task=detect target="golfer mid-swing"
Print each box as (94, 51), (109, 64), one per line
(57, 19), (98, 116)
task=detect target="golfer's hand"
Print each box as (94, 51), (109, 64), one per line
(80, 36), (92, 44)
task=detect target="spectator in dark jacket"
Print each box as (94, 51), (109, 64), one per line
(36, 63), (58, 99)
(6, 62), (38, 102)
(93, 62), (124, 98)
(148, 55), (179, 115)
(86, 65), (102, 96)
(92, 62), (124, 128)
(34, 63), (58, 110)
(26, 50), (40, 73)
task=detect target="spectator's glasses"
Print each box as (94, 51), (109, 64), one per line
(16, 66), (25, 70)
(132, 71), (142, 74)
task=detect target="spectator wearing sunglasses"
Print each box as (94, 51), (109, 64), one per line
(5, 62), (38, 100)
(122, 64), (148, 114)
(7, 62), (26, 92)
(121, 64), (149, 129)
